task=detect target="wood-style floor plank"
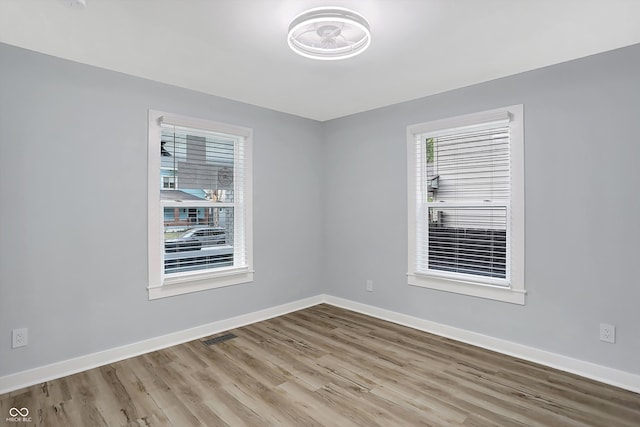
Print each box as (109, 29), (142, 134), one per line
(2, 303), (639, 426)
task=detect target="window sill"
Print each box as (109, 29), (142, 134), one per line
(148, 268), (254, 300)
(407, 273), (525, 305)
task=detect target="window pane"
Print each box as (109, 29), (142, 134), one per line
(427, 127), (510, 202)
(163, 206), (234, 274)
(161, 125), (236, 202)
(426, 206), (507, 279)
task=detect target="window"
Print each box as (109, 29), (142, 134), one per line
(148, 110), (253, 299)
(160, 171), (176, 190)
(407, 105), (524, 304)
(161, 175), (176, 189)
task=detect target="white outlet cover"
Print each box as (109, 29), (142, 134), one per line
(599, 323), (615, 343)
(12, 328), (28, 348)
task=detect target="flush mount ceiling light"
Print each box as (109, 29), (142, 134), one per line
(287, 7), (371, 60)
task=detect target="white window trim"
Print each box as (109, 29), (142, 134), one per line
(407, 105), (525, 305)
(147, 110), (254, 300)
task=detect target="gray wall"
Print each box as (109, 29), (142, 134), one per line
(2, 41), (639, 378)
(323, 44), (640, 374)
(0, 43), (324, 376)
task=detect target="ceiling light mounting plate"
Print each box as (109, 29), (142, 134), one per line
(60, 0), (86, 9)
(288, 7), (371, 61)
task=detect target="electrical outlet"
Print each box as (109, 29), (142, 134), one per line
(12, 328), (28, 348)
(600, 323), (615, 344)
(366, 279), (373, 292)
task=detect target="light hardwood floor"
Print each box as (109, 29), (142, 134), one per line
(1, 304), (639, 426)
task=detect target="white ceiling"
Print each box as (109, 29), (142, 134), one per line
(1, 0), (639, 121)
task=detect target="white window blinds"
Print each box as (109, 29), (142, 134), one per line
(160, 120), (248, 276)
(416, 116), (512, 285)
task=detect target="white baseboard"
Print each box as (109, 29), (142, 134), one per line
(2, 293), (639, 395)
(0, 295), (323, 395)
(323, 295), (640, 394)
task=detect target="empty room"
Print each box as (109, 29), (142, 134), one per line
(1, 1), (639, 426)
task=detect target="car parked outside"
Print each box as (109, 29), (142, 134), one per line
(164, 226), (226, 253)
(164, 227), (232, 273)
(179, 227), (226, 247)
